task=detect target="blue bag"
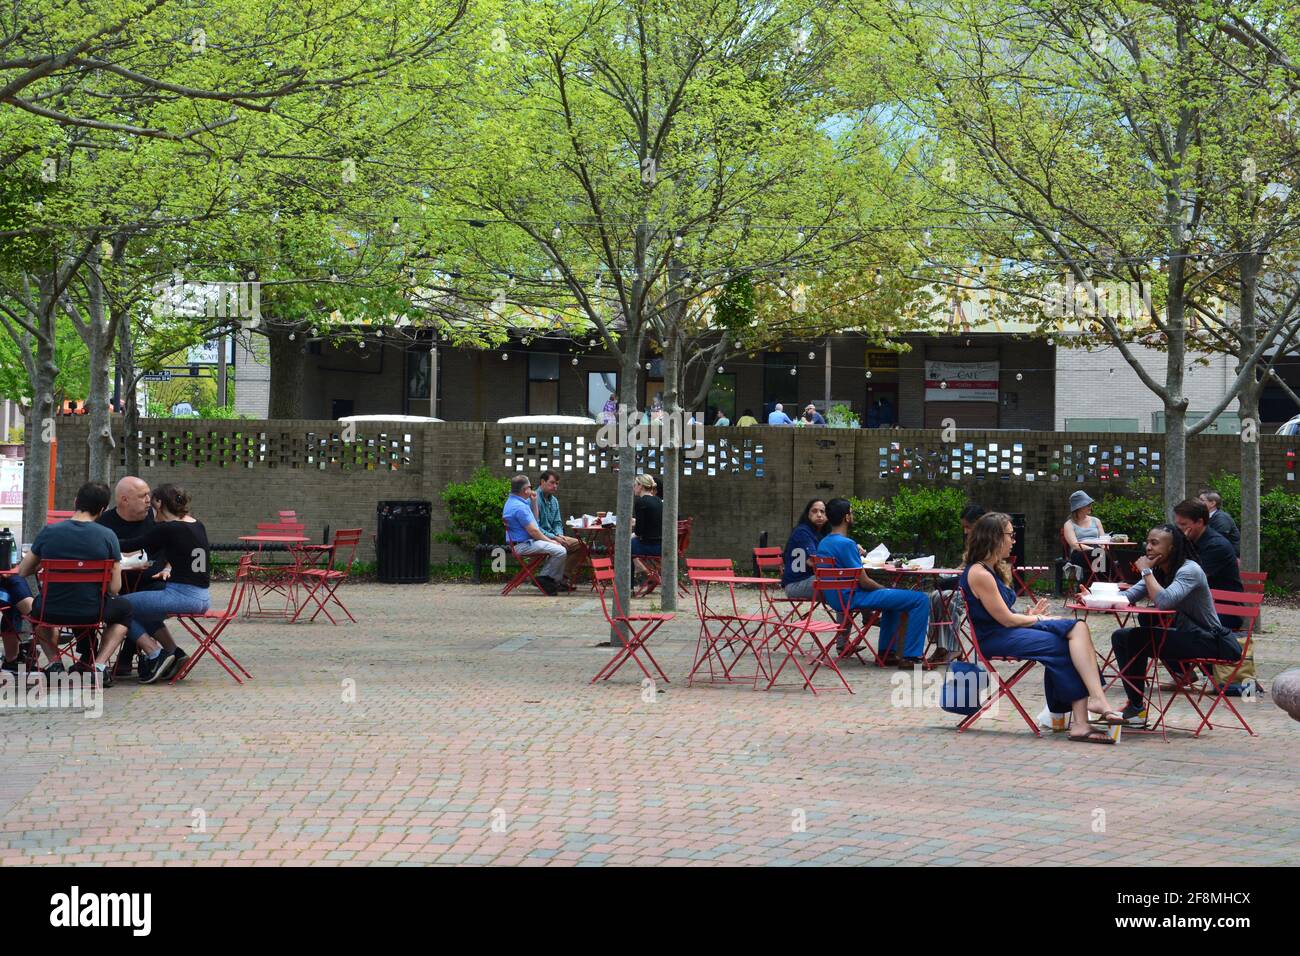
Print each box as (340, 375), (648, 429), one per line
(941, 659), (989, 716)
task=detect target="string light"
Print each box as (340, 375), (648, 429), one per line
(1016, 372), (1023, 381)
(673, 232), (684, 248)
(552, 223), (561, 239)
(502, 352), (509, 360)
(571, 356), (579, 366)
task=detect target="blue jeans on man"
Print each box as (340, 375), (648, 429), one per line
(848, 587), (930, 658)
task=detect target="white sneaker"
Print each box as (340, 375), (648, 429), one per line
(1036, 705), (1070, 732)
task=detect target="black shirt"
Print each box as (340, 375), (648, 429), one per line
(119, 520), (212, 589)
(1208, 509), (1241, 557)
(97, 507), (166, 591)
(1189, 526), (1243, 629)
(633, 494), (663, 543)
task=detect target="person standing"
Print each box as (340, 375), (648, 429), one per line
(1198, 490), (1241, 557)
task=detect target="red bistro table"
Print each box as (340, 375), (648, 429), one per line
(1066, 601), (1178, 740)
(878, 565), (970, 665)
(687, 573), (784, 689)
(571, 524), (615, 587)
(238, 533), (309, 619)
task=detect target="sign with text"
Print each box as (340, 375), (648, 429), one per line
(924, 360), (999, 402)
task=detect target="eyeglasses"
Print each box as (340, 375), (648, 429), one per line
(1003, 531), (1016, 538)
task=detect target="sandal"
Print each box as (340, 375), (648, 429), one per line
(1089, 709), (1127, 725)
(1069, 727), (1122, 745)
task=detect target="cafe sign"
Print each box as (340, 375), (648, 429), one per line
(924, 360), (999, 402)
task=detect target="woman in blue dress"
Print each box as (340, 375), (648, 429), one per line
(960, 512), (1123, 743)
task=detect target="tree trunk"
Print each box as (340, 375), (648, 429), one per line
(23, 329), (57, 540)
(1162, 270), (1189, 515)
(661, 335), (681, 612)
(85, 318), (115, 484)
(1236, 253), (1263, 572)
(267, 325), (307, 419)
(1163, 403), (1187, 517)
(613, 347), (642, 644)
(119, 310), (140, 475)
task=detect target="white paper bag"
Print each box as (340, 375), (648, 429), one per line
(864, 543), (890, 566)
(907, 555), (935, 570)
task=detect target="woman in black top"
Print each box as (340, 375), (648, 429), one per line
(630, 474), (663, 582)
(117, 484), (211, 684)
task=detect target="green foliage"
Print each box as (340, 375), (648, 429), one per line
(1090, 494), (1167, 544)
(714, 274), (756, 332)
(847, 485), (969, 564)
(1209, 472), (1300, 576)
(827, 402), (858, 427)
(436, 467), (511, 552)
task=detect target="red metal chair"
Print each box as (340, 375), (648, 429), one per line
(753, 546), (809, 624)
(25, 558), (116, 668)
(763, 567), (853, 694)
(685, 558), (769, 687)
(290, 529), (363, 624)
(246, 521), (308, 613)
(170, 554), (254, 684)
(1009, 554), (1050, 598)
(956, 589), (1042, 736)
(634, 519), (693, 597)
(1240, 570), (1266, 595)
(500, 519), (548, 596)
(590, 557), (673, 684)
(46, 510), (74, 524)
(1155, 589), (1263, 737)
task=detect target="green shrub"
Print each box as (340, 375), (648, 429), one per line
(437, 466), (511, 553)
(847, 485), (968, 564)
(1090, 493), (1166, 544)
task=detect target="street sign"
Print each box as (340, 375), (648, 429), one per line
(142, 371), (172, 382)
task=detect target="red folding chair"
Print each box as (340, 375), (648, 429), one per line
(753, 547), (808, 625)
(956, 588), (1042, 735)
(500, 519), (549, 596)
(1009, 555), (1050, 598)
(246, 521), (308, 612)
(685, 559), (770, 687)
(290, 529), (362, 624)
(25, 559), (116, 669)
(763, 567), (853, 694)
(634, 519), (693, 598)
(590, 557), (673, 684)
(171, 553), (254, 684)
(1155, 589), (1263, 737)
(46, 510), (74, 524)
(1240, 570), (1266, 595)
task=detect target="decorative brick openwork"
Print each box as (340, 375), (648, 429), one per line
(120, 428), (417, 471)
(879, 439), (1161, 482)
(503, 433), (766, 478)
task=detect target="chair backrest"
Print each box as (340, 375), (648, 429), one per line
(256, 521), (305, 534)
(220, 553), (256, 618)
(47, 510), (75, 524)
(1210, 591), (1262, 650)
(754, 547), (783, 577)
(589, 557), (625, 622)
(678, 518), (693, 556)
(1239, 570), (1266, 594)
(328, 529), (364, 573)
(29, 558), (115, 627)
(277, 510), (298, 521)
(1209, 588), (1264, 605)
(812, 566), (859, 613)
(685, 558), (733, 578)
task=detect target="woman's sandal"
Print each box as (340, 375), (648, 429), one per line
(1069, 726), (1122, 745)
(1089, 709), (1127, 725)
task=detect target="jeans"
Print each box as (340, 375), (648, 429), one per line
(783, 576), (815, 600)
(1, 574), (32, 634)
(124, 583), (210, 640)
(1111, 623), (1242, 710)
(846, 588), (930, 658)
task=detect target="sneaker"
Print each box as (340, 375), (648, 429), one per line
(1120, 704), (1148, 727)
(168, 648), (189, 681)
(96, 666), (113, 689)
(139, 651), (177, 685)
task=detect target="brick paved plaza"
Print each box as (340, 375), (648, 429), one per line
(1, 582), (1296, 867)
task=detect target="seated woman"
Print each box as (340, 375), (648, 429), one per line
(928, 503), (985, 664)
(960, 512), (1123, 742)
(781, 499), (828, 600)
(1063, 490), (1105, 582)
(117, 484), (211, 685)
(1106, 524), (1242, 727)
(630, 474), (663, 585)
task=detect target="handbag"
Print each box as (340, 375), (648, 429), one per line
(941, 659), (989, 715)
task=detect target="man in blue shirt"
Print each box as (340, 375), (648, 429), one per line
(503, 474), (567, 595)
(817, 498), (929, 666)
(801, 403), (826, 426)
(767, 403), (793, 426)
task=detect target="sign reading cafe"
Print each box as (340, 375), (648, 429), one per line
(924, 361), (999, 403)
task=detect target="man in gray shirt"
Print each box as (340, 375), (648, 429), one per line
(1105, 524), (1241, 726)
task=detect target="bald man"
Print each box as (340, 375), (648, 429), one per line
(97, 477), (185, 675)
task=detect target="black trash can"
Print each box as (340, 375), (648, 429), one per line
(376, 500), (431, 584)
(1008, 512), (1027, 568)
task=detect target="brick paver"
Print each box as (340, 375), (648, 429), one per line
(1, 582), (1296, 866)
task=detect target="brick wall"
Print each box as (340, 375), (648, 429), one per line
(50, 419), (1298, 567)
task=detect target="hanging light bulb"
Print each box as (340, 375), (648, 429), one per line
(939, 380), (948, 389)
(673, 232), (684, 248)
(922, 229), (932, 247)
(571, 356), (579, 366)
(789, 367), (797, 376)
(376, 328), (383, 337)
(288, 333), (295, 341)
(808, 351), (816, 361)
(390, 217), (400, 234)
(359, 341), (366, 349)
(865, 370), (873, 379)
(502, 352), (509, 361)
(716, 366), (724, 374)
(797, 225), (805, 241)
(552, 223), (562, 239)
(588, 339), (596, 347)
(1016, 372), (1023, 381)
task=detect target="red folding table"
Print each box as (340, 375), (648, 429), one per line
(1066, 601), (1177, 740)
(238, 533), (308, 619)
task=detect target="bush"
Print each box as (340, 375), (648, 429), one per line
(1089, 493), (1166, 544)
(847, 485), (968, 564)
(437, 466), (511, 553)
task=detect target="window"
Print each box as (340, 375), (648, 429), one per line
(527, 353), (560, 415)
(707, 373), (736, 422)
(588, 371), (618, 422)
(763, 352), (798, 416)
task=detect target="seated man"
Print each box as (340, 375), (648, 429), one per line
(97, 475), (187, 676)
(767, 403), (793, 426)
(817, 498), (930, 666)
(532, 470), (584, 587)
(503, 474), (566, 596)
(15, 481), (133, 687)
